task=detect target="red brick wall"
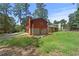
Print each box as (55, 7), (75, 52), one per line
(26, 20), (29, 33)
(32, 19), (47, 29)
(26, 17), (48, 35)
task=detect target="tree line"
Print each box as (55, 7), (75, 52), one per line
(68, 8), (79, 31)
(54, 4), (79, 31)
(0, 3), (48, 33)
(0, 3), (79, 33)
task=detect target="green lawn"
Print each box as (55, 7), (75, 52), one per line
(0, 32), (79, 55)
(38, 32), (79, 55)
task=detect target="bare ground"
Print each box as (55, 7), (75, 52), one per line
(0, 33), (43, 56)
(0, 45), (39, 56)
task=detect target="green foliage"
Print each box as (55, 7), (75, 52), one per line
(0, 3), (16, 33)
(13, 3), (30, 25)
(69, 10), (79, 30)
(14, 25), (21, 32)
(59, 19), (67, 26)
(0, 3), (12, 15)
(59, 19), (67, 29)
(21, 17), (27, 31)
(54, 20), (59, 24)
(0, 13), (16, 33)
(33, 3), (48, 19)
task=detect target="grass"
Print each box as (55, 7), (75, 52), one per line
(0, 32), (79, 55)
(0, 36), (33, 47)
(38, 32), (79, 55)
(0, 34), (40, 47)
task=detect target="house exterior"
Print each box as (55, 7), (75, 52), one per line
(26, 16), (48, 35)
(48, 24), (58, 33)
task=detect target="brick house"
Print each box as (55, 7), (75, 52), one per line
(26, 16), (48, 35)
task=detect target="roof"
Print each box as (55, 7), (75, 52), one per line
(32, 18), (48, 22)
(26, 16), (48, 23)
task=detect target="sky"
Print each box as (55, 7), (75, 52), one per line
(29, 3), (77, 23)
(10, 3), (77, 24)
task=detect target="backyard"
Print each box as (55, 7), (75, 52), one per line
(0, 31), (79, 56)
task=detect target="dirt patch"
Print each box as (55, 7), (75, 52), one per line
(0, 46), (39, 56)
(49, 50), (63, 56)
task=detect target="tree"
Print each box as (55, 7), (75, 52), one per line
(69, 13), (75, 30)
(54, 20), (59, 24)
(47, 19), (52, 25)
(24, 3), (31, 17)
(9, 17), (16, 32)
(0, 3), (17, 33)
(33, 3), (48, 19)
(77, 3), (79, 10)
(0, 3), (12, 15)
(69, 10), (79, 30)
(60, 19), (66, 26)
(21, 17), (28, 31)
(0, 13), (16, 33)
(59, 19), (67, 30)
(13, 3), (30, 25)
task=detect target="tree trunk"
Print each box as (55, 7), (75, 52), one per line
(19, 15), (22, 31)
